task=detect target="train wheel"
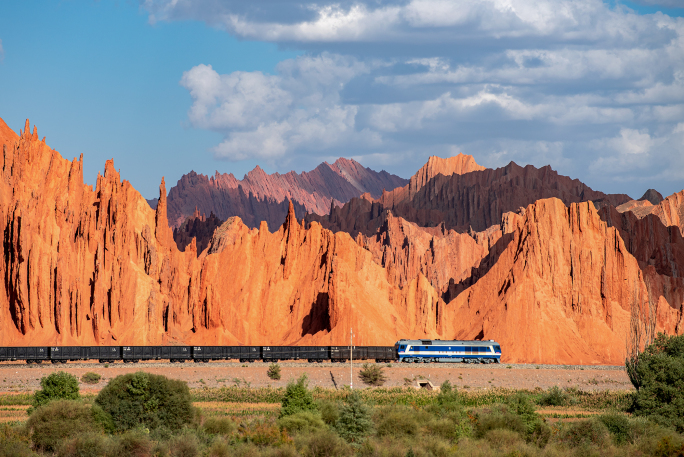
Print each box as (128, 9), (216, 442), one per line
(194, 359), (201, 363)
(36, 360), (42, 364)
(203, 359), (209, 363)
(26, 360), (32, 364)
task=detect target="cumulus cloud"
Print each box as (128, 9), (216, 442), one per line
(153, 0), (684, 196)
(631, 0), (684, 7)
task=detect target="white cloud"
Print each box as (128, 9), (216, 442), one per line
(155, 0), (684, 196)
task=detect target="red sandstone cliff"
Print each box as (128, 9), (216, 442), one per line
(165, 158), (408, 229)
(617, 190), (684, 236)
(0, 116), (681, 364)
(309, 158), (632, 236)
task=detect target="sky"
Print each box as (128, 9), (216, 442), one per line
(0, 0), (683, 200)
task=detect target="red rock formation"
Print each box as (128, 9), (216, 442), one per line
(0, 116), (681, 364)
(0, 117), (439, 346)
(617, 190), (684, 235)
(173, 208), (224, 254)
(310, 158), (632, 236)
(440, 199), (682, 365)
(165, 158), (408, 229)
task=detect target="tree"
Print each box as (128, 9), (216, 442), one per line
(630, 333), (684, 432)
(31, 372), (79, 412)
(95, 371), (194, 432)
(626, 279), (657, 390)
(336, 390), (373, 443)
(280, 374), (317, 418)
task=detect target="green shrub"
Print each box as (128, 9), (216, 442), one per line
(0, 424), (34, 457)
(436, 380), (461, 412)
(280, 375), (317, 418)
(26, 400), (101, 453)
(206, 439), (230, 457)
(57, 432), (111, 457)
(0, 442), (35, 457)
(598, 413), (632, 445)
(424, 417), (470, 442)
(507, 393), (541, 436)
(111, 430), (153, 457)
(335, 390), (373, 443)
(358, 364), (387, 387)
(557, 418), (609, 449)
(267, 364), (282, 381)
(295, 428), (352, 457)
(203, 417), (237, 436)
(278, 411), (325, 435)
(80, 372), (102, 385)
(95, 372), (194, 432)
(169, 432), (199, 457)
(31, 372), (80, 412)
(375, 406), (419, 438)
(538, 385), (575, 407)
(485, 428), (524, 448)
(472, 404), (526, 439)
(317, 400), (339, 426)
(528, 421), (551, 449)
(629, 333), (684, 432)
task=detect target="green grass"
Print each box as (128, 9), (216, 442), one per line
(191, 387), (634, 411)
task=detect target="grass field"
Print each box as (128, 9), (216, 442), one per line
(0, 386), (633, 425)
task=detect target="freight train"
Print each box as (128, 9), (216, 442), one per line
(0, 339), (501, 364)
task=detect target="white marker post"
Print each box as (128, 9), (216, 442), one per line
(350, 327), (354, 390)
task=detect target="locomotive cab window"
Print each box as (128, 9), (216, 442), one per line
(494, 345), (501, 353)
(400, 345), (406, 350)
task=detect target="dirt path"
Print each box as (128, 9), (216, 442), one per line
(0, 360), (632, 393)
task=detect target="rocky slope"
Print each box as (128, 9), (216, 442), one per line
(165, 158), (408, 229)
(0, 116), (681, 364)
(309, 159), (632, 236)
(617, 190), (684, 235)
(172, 208), (224, 254)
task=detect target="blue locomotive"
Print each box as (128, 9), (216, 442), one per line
(395, 339), (501, 363)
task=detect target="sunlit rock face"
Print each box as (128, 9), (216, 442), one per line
(0, 117), (681, 364)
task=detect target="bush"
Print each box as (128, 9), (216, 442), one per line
(57, 432), (111, 457)
(169, 432), (199, 457)
(80, 372), (102, 385)
(358, 364), (387, 387)
(507, 393), (541, 436)
(538, 385), (575, 407)
(598, 413), (632, 445)
(335, 390), (373, 443)
(267, 364), (282, 381)
(26, 400), (101, 453)
(557, 418), (609, 449)
(528, 421), (551, 448)
(111, 430), (153, 457)
(629, 333), (684, 432)
(31, 372), (80, 412)
(436, 380), (461, 411)
(280, 375), (317, 418)
(375, 406), (419, 438)
(206, 439), (230, 457)
(0, 424), (34, 457)
(472, 405), (526, 439)
(278, 411), (325, 435)
(317, 400), (339, 426)
(95, 372), (194, 432)
(296, 428), (352, 457)
(203, 417), (237, 436)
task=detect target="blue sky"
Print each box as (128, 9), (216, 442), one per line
(1, 0), (683, 200)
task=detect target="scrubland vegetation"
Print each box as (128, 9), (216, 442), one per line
(0, 333), (682, 457)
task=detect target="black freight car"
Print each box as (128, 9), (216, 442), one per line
(90, 346), (121, 363)
(50, 346), (90, 363)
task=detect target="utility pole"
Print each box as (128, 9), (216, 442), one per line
(350, 327), (354, 390)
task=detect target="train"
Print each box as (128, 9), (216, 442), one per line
(396, 339), (501, 363)
(0, 339), (501, 364)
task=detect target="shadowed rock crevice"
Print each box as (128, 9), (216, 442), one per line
(301, 292), (332, 337)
